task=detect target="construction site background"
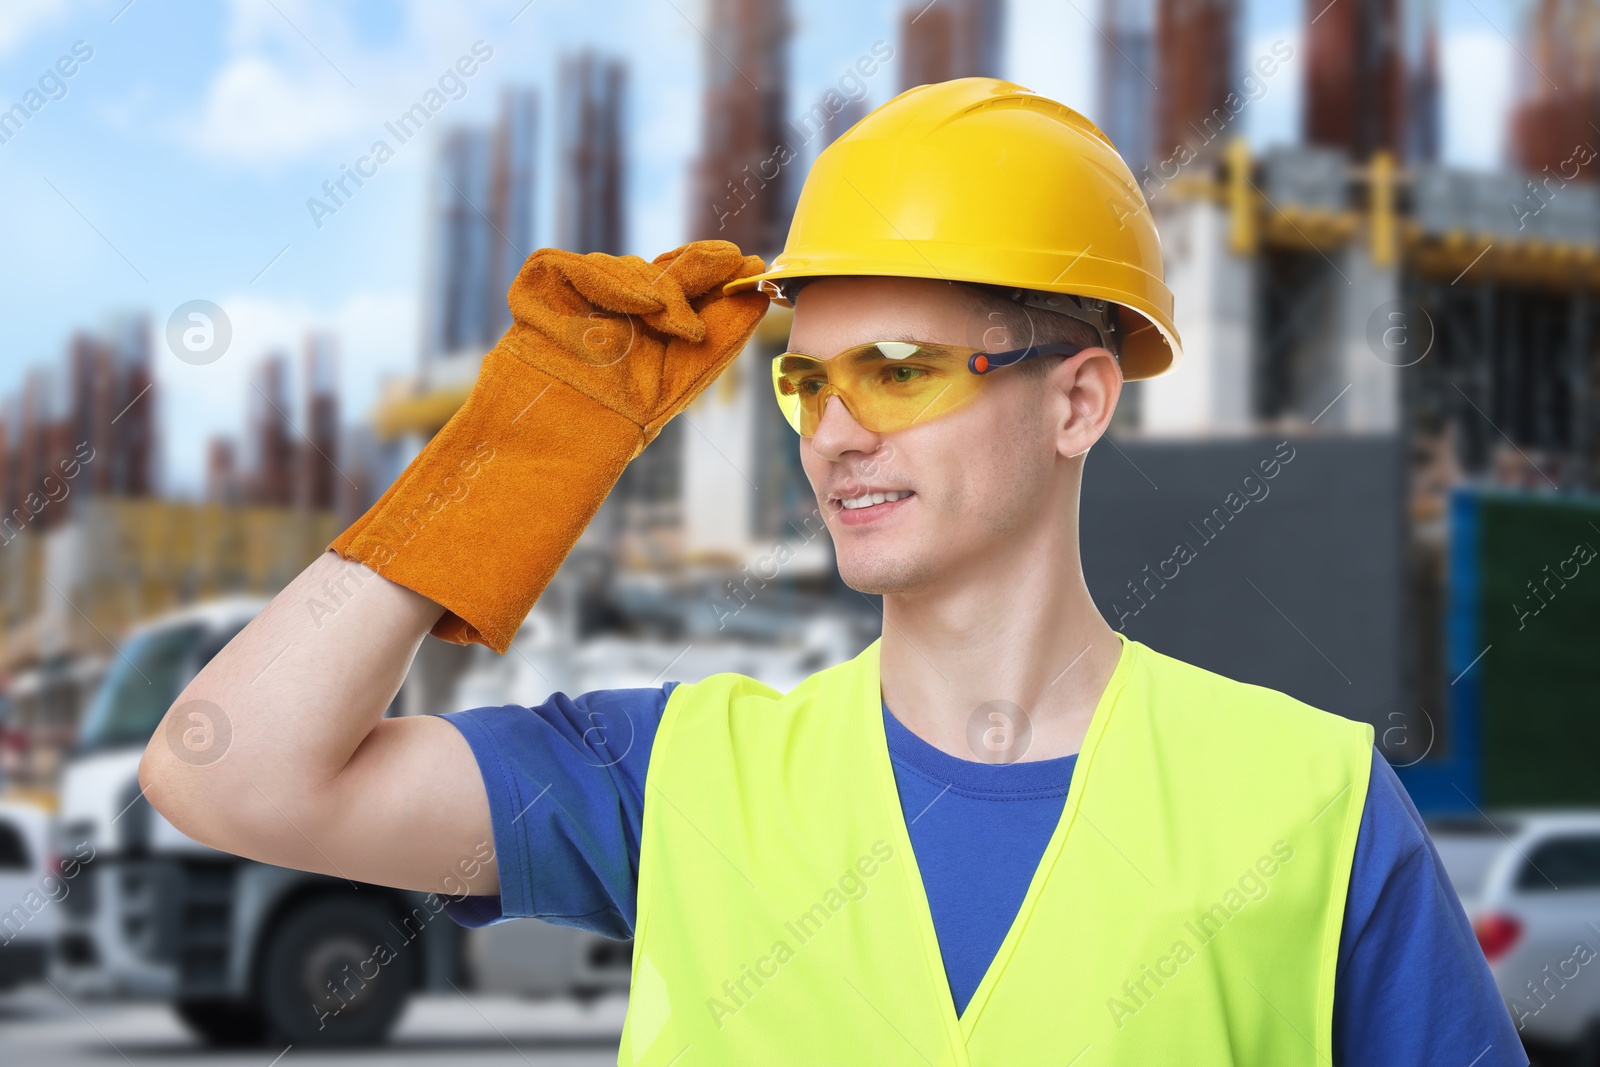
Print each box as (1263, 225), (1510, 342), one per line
(1, 0), (1597, 819)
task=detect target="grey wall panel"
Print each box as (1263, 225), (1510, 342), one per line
(1081, 434), (1405, 734)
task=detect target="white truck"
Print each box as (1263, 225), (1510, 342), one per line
(49, 598), (632, 1048)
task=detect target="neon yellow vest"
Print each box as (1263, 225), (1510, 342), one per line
(619, 631), (1373, 1065)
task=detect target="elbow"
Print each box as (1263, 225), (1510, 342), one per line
(138, 696), (245, 853)
(138, 712), (203, 846)
(135, 735), (176, 826)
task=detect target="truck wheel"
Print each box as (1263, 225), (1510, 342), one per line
(173, 998), (267, 1047)
(256, 896), (415, 1047)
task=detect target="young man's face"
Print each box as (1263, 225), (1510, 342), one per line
(788, 276), (1119, 596)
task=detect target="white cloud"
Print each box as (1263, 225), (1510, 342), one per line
(185, 55), (366, 163)
(183, 0), (501, 165)
(154, 287), (418, 494)
(1007, 0), (1095, 112)
(0, 0), (69, 55)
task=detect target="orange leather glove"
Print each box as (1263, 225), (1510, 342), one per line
(329, 240), (770, 653)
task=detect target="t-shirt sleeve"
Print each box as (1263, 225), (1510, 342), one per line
(435, 682), (676, 940)
(1332, 747), (1528, 1066)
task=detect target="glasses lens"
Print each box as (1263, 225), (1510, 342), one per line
(772, 353), (821, 433)
(771, 342), (980, 436)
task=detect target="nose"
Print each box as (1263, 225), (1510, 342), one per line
(808, 393), (883, 462)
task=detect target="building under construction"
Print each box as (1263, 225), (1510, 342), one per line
(1508, 0), (1600, 179)
(898, 0), (1005, 93)
(0, 324), (344, 792)
(1088, 0), (1600, 814)
(688, 0), (795, 258)
(557, 51), (627, 257)
(1107, 0), (1589, 477)
(422, 87), (540, 366)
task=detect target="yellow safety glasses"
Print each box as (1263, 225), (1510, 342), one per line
(770, 340), (1086, 437)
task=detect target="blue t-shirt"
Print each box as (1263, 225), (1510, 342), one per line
(440, 683), (1527, 1066)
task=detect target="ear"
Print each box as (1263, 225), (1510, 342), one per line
(1046, 347), (1122, 460)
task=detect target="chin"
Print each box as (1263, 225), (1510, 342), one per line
(835, 551), (931, 596)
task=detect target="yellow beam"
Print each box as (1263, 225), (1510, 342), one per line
(1369, 150), (1397, 268)
(372, 383), (474, 441)
(1226, 136), (1256, 256)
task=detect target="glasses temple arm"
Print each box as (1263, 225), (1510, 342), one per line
(968, 342), (1085, 374)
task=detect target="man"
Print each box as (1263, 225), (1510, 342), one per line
(140, 78), (1523, 1064)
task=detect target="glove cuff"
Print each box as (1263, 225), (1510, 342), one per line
(329, 344), (643, 653)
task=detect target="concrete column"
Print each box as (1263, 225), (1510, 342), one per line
(681, 339), (761, 564)
(1329, 237), (1402, 432)
(1140, 197), (1256, 435)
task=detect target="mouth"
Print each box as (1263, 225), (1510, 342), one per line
(829, 489), (915, 525)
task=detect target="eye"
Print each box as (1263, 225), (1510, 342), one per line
(884, 365), (926, 384)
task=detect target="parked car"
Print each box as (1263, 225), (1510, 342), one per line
(1430, 810), (1600, 1063)
(0, 798), (61, 991)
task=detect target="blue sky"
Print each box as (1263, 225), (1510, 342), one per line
(0, 0), (1515, 494)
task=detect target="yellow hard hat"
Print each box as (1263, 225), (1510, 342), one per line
(723, 77), (1182, 380)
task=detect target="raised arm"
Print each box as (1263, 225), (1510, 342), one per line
(139, 240), (769, 898)
(136, 551), (495, 894)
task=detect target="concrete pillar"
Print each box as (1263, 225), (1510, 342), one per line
(1328, 237), (1402, 432)
(681, 339), (762, 564)
(1140, 196), (1256, 435)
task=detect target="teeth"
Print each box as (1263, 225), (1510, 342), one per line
(841, 490), (910, 510)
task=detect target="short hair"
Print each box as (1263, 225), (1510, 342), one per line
(957, 282), (1105, 380)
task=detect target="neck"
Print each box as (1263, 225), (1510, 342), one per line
(876, 512), (1123, 765)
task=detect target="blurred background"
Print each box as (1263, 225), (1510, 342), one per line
(1, 0), (1598, 1062)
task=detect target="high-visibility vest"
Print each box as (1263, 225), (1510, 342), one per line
(619, 630), (1373, 1066)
